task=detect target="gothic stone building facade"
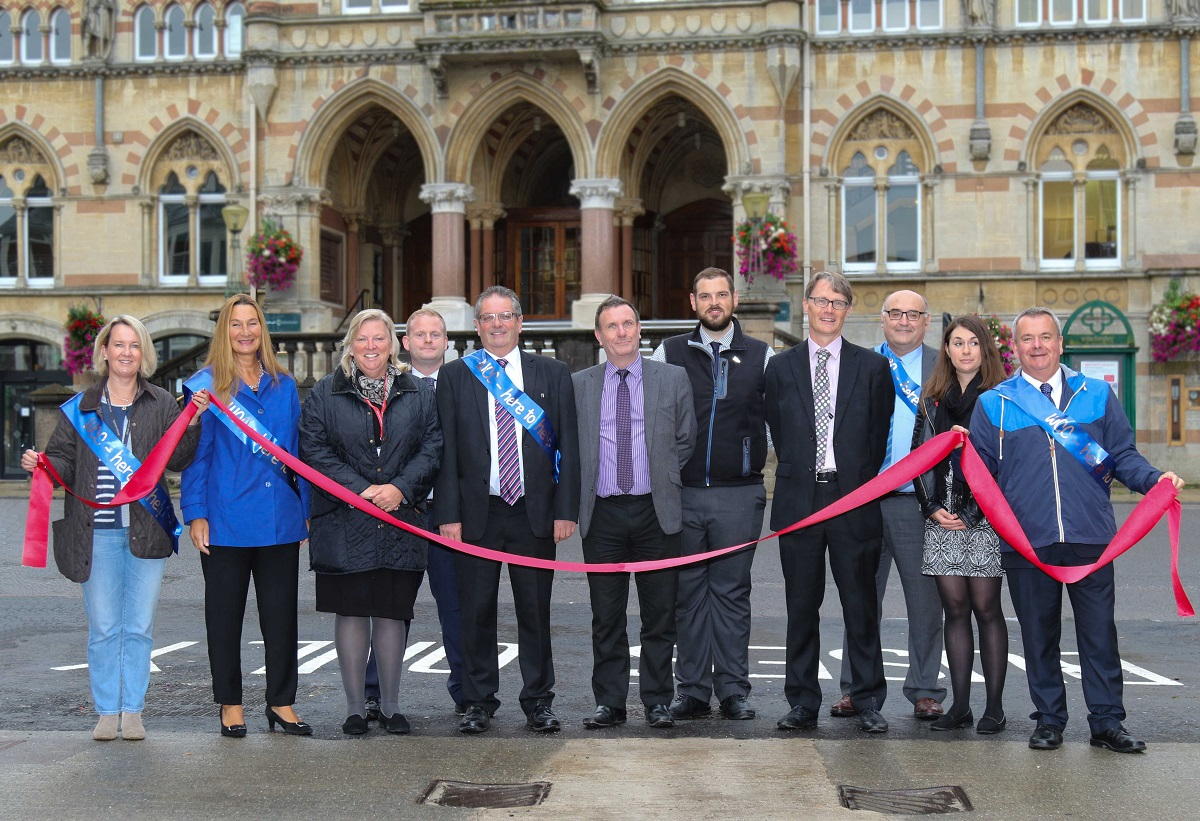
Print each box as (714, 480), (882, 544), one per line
(1, 0), (1198, 477)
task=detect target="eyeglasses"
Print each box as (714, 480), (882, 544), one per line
(477, 311), (518, 324)
(883, 309), (928, 321)
(807, 296), (850, 311)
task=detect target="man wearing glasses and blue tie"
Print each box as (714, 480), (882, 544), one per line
(831, 290), (947, 724)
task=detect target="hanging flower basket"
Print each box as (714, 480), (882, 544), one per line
(245, 219), (303, 292)
(733, 212), (798, 285)
(64, 303), (105, 376)
(978, 314), (1017, 376)
(1149, 279), (1200, 363)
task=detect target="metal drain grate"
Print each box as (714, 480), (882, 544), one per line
(418, 780), (551, 809)
(838, 785), (974, 814)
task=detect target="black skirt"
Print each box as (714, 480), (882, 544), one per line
(315, 568), (422, 620)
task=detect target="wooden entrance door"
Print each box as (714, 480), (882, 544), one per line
(508, 219), (581, 320)
(658, 199), (733, 319)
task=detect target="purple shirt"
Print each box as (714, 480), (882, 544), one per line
(596, 356), (651, 497)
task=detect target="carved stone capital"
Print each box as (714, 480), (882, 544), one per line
(569, 178), (622, 209)
(426, 52), (448, 100)
(722, 175), (792, 206)
(420, 182), (475, 213)
(615, 197), (644, 223)
(87, 145), (110, 185)
(465, 201), (507, 226)
(968, 119), (992, 162)
(1175, 113), (1198, 155)
(259, 187), (324, 217)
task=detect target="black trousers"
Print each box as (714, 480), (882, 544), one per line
(584, 495), (680, 708)
(455, 497), (555, 716)
(200, 543), (300, 707)
(779, 481), (886, 713)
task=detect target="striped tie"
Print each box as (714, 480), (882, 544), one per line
(495, 358), (523, 505)
(814, 349), (831, 470)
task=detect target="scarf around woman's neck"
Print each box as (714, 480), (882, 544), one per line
(349, 359), (401, 406)
(933, 371), (984, 491)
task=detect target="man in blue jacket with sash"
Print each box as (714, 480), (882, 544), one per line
(970, 307), (1183, 754)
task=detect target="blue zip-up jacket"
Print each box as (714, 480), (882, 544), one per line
(969, 365), (1162, 551)
(181, 368), (310, 547)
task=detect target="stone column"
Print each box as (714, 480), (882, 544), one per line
(1122, 173), (1138, 269)
(345, 211), (362, 307)
(826, 182), (840, 273)
(379, 225), (400, 319)
(874, 179), (889, 275)
(1073, 172), (1087, 273)
(615, 198), (644, 300)
(569, 178), (621, 328)
(1022, 178), (1038, 272)
(139, 200), (154, 285)
(12, 200), (27, 287)
(185, 193), (200, 285)
(419, 182), (475, 330)
(922, 177), (938, 272)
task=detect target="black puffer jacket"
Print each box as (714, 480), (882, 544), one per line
(299, 367), (442, 575)
(911, 395), (983, 528)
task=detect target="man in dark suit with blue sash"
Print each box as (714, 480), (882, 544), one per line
(971, 307), (1182, 753)
(433, 286), (580, 735)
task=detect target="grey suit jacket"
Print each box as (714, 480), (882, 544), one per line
(573, 358), (696, 540)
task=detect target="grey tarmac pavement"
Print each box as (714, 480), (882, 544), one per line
(2, 488), (1199, 819)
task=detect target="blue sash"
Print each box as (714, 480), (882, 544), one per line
(62, 393), (182, 552)
(183, 370), (298, 493)
(880, 343), (920, 413)
(463, 350), (561, 481)
(1007, 376), (1116, 490)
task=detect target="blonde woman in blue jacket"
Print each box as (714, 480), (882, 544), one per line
(181, 295), (311, 738)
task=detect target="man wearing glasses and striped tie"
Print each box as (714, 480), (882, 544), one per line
(433, 287), (580, 735)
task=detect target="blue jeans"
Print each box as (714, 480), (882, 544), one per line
(80, 528), (167, 714)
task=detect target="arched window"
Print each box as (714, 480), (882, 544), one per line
(157, 158), (229, 286)
(197, 171), (229, 279)
(49, 8), (71, 64)
(0, 13), (13, 65)
(0, 171), (56, 288)
(0, 176), (16, 281)
(194, 4), (217, 59)
(21, 11), (43, 65)
(135, 6), (157, 61)
(225, 3), (246, 57)
(159, 172), (190, 278)
(1035, 102), (1126, 271)
(26, 175), (54, 285)
(164, 5), (187, 60)
(836, 108), (928, 274)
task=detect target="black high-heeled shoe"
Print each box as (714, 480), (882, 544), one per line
(220, 706), (247, 738)
(265, 705), (313, 736)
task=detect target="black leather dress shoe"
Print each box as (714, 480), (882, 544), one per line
(459, 706), (491, 734)
(646, 704), (675, 728)
(342, 714), (369, 736)
(526, 703), (561, 733)
(719, 695), (756, 720)
(1029, 723), (1064, 750)
(1090, 725), (1146, 753)
(381, 712), (411, 735)
(776, 705), (819, 730)
(668, 694), (711, 720)
(454, 702), (466, 716)
(583, 705), (627, 729)
(858, 708), (889, 734)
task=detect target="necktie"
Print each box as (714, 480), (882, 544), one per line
(495, 358), (523, 505)
(814, 349), (831, 470)
(616, 369), (633, 494)
(1040, 382), (1054, 407)
(422, 376), (436, 391)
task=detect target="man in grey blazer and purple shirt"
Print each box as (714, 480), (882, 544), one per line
(573, 296), (696, 730)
